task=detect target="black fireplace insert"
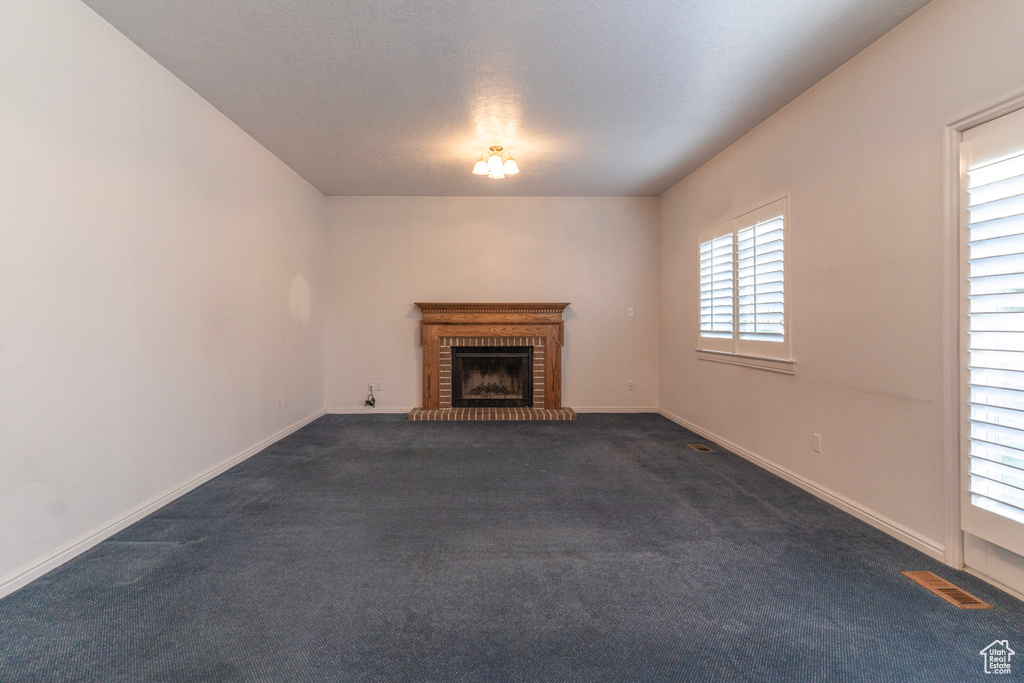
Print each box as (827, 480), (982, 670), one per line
(451, 346), (533, 408)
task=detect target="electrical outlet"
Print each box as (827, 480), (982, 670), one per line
(277, 398), (281, 412)
(628, 380), (635, 391)
(628, 307), (634, 317)
(375, 381), (382, 391)
(813, 433), (822, 453)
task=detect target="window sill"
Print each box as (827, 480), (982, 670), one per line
(696, 349), (796, 375)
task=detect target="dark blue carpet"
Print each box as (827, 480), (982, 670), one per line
(1, 414), (1021, 681)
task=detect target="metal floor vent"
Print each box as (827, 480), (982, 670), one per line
(687, 443), (713, 453)
(901, 571), (993, 609)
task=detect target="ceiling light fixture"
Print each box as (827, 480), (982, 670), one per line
(472, 146), (519, 179)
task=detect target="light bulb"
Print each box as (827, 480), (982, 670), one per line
(503, 158), (519, 175)
(473, 157), (488, 175)
(487, 153), (504, 176)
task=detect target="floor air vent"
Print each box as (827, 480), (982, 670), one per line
(901, 571), (993, 609)
(687, 443), (713, 453)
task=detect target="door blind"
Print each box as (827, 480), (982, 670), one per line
(967, 150), (1024, 527)
(737, 216), (785, 342)
(700, 234), (734, 338)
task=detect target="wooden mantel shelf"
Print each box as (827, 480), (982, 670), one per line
(414, 302), (571, 411)
(415, 303), (570, 312)
(415, 302), (570, 324)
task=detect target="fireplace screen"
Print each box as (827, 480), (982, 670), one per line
(451, 346), (533, 408)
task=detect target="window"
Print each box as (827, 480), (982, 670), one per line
(698, 198), (792, 371)
(961, 106), (1024, 557)
(698, 233), (734, 339)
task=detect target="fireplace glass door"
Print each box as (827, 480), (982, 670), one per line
(451, 346), (532, 408)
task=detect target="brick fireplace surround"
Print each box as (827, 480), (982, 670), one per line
(409, 303), (577, 421)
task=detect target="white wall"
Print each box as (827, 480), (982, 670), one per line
(660, 0), (1024, 562)
(326, 197), (659, 411)
(0, 0), (326, 592)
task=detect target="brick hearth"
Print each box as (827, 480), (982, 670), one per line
(408, 407), (577, 421)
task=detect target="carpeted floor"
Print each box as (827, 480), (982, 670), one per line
(1, 414), (1021, 682)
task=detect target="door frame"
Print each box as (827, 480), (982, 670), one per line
(943, 89), (1024, 569)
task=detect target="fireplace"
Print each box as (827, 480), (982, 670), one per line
(451, 346), (532, 407)
(410, 303), (576, 420)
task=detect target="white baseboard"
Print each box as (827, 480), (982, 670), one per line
(0, 409), (326, 600)
(573, 406), (659, 413)
(326, 407), (414, 414)
(658, 408), (946, 562)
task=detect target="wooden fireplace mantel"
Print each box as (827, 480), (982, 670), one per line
(415, 303), (570, 410)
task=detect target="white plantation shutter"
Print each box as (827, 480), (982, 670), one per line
(737, 216), (785, 342)
(700, 234), (734, 339)
(697, 198), (790, 361)
(963, 106), (1024, 556)
(967, 150), (1024, 531)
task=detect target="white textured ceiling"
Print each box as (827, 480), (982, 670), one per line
(80, 0), (930, 196)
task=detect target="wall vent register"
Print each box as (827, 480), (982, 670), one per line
(901, 571), (992, 609)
